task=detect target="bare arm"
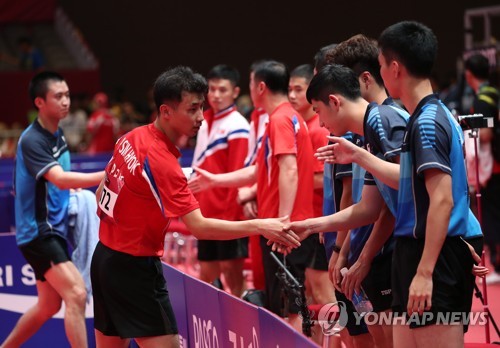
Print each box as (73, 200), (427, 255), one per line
(317, 136), (400, 190)
(313, 172), (324, 190)
(286, 184), (384, 240)
(278, 154), (298, 220)
(188, 165), (256, 193)
(237, 183), (257, 205)
(44, 165), (104, 190)
(407, 169), (452, 315)
(180, 208), (299, 247)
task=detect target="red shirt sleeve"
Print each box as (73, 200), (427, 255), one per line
(147, 144), (199, 218)
(270, 115), (297, 157)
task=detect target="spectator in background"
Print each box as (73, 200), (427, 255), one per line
(85, 92), (119, 154)
(464, 53), (500, 284)
(0, 36), (46, 72)
(59, 94), (88, 152)
(119, 100), (147, 135)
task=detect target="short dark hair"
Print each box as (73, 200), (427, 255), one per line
(207, 64), (240, 86)
(327, 34), (384, 86)
(28, 71), (65, 108)
(307, 64), (361, 104)
(290, 64), (314, 84)
(153, 66), (208, 111)
(314, 43), (337, 72)
(378, 21), (437, 78)
(251, 60), (289, 95)
(464, 54), (490, 80)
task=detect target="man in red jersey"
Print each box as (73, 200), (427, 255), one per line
(90, 66), (300, 348)
(189, 60), (315, 331)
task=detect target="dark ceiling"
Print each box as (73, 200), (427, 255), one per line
(59, 0), (500, 103)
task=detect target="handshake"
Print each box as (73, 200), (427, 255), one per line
(257, 217), (312, 253)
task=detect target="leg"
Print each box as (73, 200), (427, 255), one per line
(45, 261), (88, 348)
(413, 324), (463, 348)
(135, 334), (180, 348)
(392, 320), (417, 348)
(95, 329), (130, 348)
(351, 333), (375, 348)
(1, 280), (62, 348)
(220, 258), (245, 297)
(305, 268), (336, 304)
(365, 310), (393, 348)
(198, 261), (221, 285)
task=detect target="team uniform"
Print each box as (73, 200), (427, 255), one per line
(91, 123), (199, 337)
(191, 105), (250, 261)
(256, 102), (315, 316)
(392, 94), (475, 327)
(14, 119), (71, 281)
(244, 108), (269, 290)
(304, 114), (330, 272)
(323, 133), (370, 336)
(348, 102), (409, 313)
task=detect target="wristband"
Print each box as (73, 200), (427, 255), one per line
(332, 245), (342, 253)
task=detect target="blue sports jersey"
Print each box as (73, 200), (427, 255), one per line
(348, 136), (376, 265)
(348, 103), (408, 264)
(465, 210), (482, 239)
(364, 102), (409, 215)
(14, 120), (71, 246)
(323, 133), (354, 258)
(395, 94), (470, 239)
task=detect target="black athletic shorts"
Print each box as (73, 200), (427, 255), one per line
(391, 236), (474, 329)
(305, 234), (329, 271)
(91, 242), (178, 338)
(19, 235), (71, 281)
(335, 290), (370, 336)
(260, 234), (326, 316)
(197, 238), (248, 261)
(362, 251), (393, 313)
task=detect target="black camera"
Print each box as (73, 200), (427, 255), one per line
(457, 113), (494, 130)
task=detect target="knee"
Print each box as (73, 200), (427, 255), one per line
(65, 285), (87, 309)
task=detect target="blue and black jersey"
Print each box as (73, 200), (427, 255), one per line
(323, 132), (354, 258)
(364, 102), (409, 216)
(14, 119), (71, 246)
(348, 134), (375, 265)
(395, 94), (469, 239)
(348, 103), (408, 264)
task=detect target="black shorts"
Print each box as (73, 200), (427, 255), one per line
(197, 238), (248, 261)
(260, 234), (326, 316)
(335, 290), (370, 336)
(19, 235), (71, 281)
(391, 236), (474, 329)
(91, 242), (178, 338)
(305, 234), (329, 271)
(362, 252), (392, 313)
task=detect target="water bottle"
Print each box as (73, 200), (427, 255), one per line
(340, 267), (373, 315)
